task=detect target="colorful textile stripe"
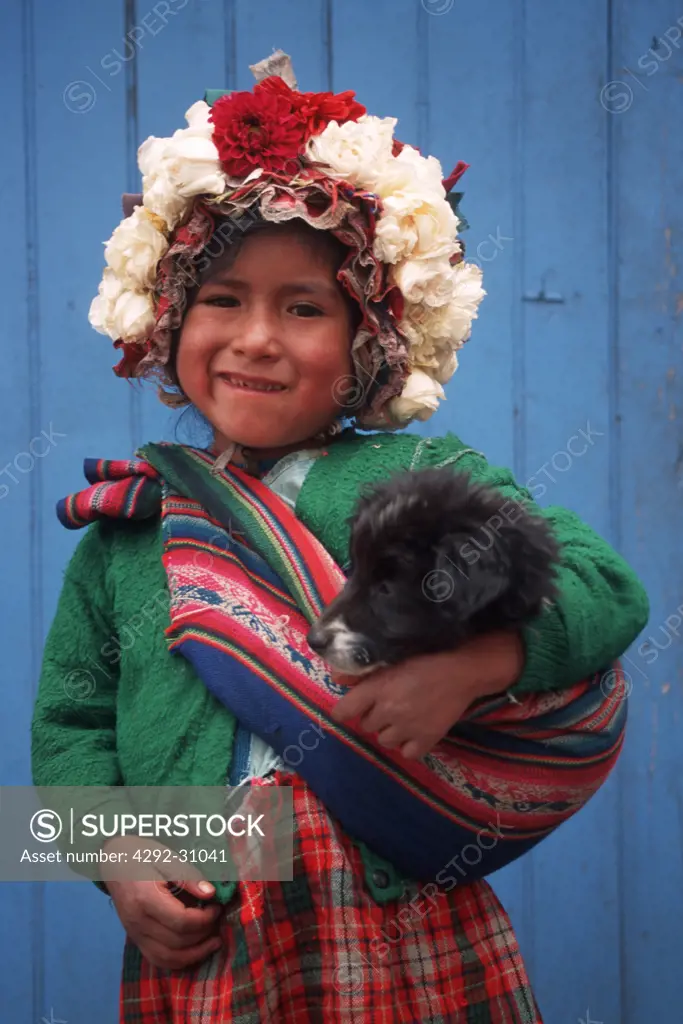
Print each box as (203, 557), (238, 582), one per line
(58, 444), (628, 884)
(57, 458), (161, 528)
(138, 443), (342, 622)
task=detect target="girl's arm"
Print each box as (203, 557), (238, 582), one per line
(426, 436), (650, 695)
(32, 521), (121, 784)
(32, 521), (131, 885)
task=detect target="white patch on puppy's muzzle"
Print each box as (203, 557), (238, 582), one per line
(308, 617), (379, 676)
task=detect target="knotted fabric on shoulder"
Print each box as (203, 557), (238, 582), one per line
(57, 443), (628, 883)
(57, 457), (161, 528)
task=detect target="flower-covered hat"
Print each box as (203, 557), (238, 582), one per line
(89, 50), (485, 429)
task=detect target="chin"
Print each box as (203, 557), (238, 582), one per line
(212, 418), (288, 451)
(306, 467), (561, 675)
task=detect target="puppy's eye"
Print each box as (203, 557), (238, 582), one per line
(376, 581), (392, 598)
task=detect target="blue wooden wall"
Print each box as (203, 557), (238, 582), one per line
(1, 1), (681, 1021)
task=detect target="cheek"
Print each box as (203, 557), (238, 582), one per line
(175, 313), (215, 388)
(297, 323), (353, 382)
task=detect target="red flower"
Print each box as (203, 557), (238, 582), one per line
(297, 89), (366, 138)
(113, 338), (145, 378)
(209, 82), (306, 177)
(442, 161), (469, 193)
(209, 76), (367, 179)
(252, 77), (365, 140)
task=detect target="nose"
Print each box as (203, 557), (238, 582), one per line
(306, 621), (329, 654)
(231, 304), (280, 358)
(352, 646), (373, 667)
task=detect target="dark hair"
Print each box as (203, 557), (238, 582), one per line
(165, 211), (363, 397)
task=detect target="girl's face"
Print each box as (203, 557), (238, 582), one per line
(176, 225), (355, 453)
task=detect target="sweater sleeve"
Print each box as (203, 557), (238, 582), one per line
(31, 521), (131, 888)
(424, 436), (650, 694)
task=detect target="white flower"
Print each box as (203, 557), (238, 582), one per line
(414, 346), (460, 384)
(387, 368), (446, 424)
(104, 207), (168, 291)
(111, 289), (156, 341)
(401, 265), (484, 347)
(432, 347), (459, 384)
(451, 260), (486, 316)
(306, 114), (397, 187)
(395, 145), (446, 194)
(138, 137), (188, 228)
(393, 257), (456, 308)
(373, 192), (459, 264)
(88, 268), (126, 338)
(184, 99), (213, 133)
(369, 144), (446, 200)
(137, 101), (227, 230)
(90, 265), (156, 342)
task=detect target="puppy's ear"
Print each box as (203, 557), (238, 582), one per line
(496, 512), (561, 619)
(433, 536), (511, 619)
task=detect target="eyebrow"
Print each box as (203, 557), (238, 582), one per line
(206, 275), (340, 300)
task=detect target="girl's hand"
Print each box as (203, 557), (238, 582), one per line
(103, 836), (224, 970)
(330, 630), (524, 760)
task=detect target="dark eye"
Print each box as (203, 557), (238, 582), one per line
(376, 581), (392, 598)
(204, 295), (240, 308)
(291, 303), (323, 318)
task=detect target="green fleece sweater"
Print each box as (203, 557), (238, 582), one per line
(31, 429), (649, 902)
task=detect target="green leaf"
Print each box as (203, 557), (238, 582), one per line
(446, 191), (470, 233)
(204, 89), (232, 106)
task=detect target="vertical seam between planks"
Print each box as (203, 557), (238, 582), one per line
(606, 1), (622, 554)
(514, 0), (535, 979)
(125, 0), (141, 451)
(512, 0), (527, 484)
(22, 0), (44, 1015)
(225, 0), (236, 88)
(416, 3), (429, 154)
(323, 0), (333, 90)
(606, 3), (625, 1020)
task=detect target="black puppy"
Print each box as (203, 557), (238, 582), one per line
(306, 467), (561, 675)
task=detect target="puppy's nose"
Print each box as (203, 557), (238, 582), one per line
(307, 622), (329, 654)
(352, 647), (372, 668)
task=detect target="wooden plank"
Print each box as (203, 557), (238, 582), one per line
(331, 0), (421, 140)
(513, 4), (622, 1021)
(0, 0), (40, 1020)
(425, 0), (518, 470)
(31, 1), (132, 1021)
(612, 3), (683, 1021)
(235, 0), (329, 91)
(521, 0), (611, 528)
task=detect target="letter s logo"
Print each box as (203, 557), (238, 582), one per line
(30, 809), (63, 842)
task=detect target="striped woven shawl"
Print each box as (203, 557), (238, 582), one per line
(57, 442), (628, 883)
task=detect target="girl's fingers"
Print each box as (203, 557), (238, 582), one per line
(375, 726), (405, 749)
(143, 883), (223, 935)
(140, 933), (223, 972)
(139, 914), (220, 951)
(400, 739), (423, 760)
(331, 685), (378, 723)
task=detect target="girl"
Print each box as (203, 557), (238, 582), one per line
(32, 52), (649, 1023)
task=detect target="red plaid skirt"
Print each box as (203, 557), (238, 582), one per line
(120, 774), (542, 1023)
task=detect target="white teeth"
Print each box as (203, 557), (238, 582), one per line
(227, 378), (284, 392)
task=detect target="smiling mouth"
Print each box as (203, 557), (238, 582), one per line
(219, 375), (288, 394)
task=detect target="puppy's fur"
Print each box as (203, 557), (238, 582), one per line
(306, 467), (561, 675)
